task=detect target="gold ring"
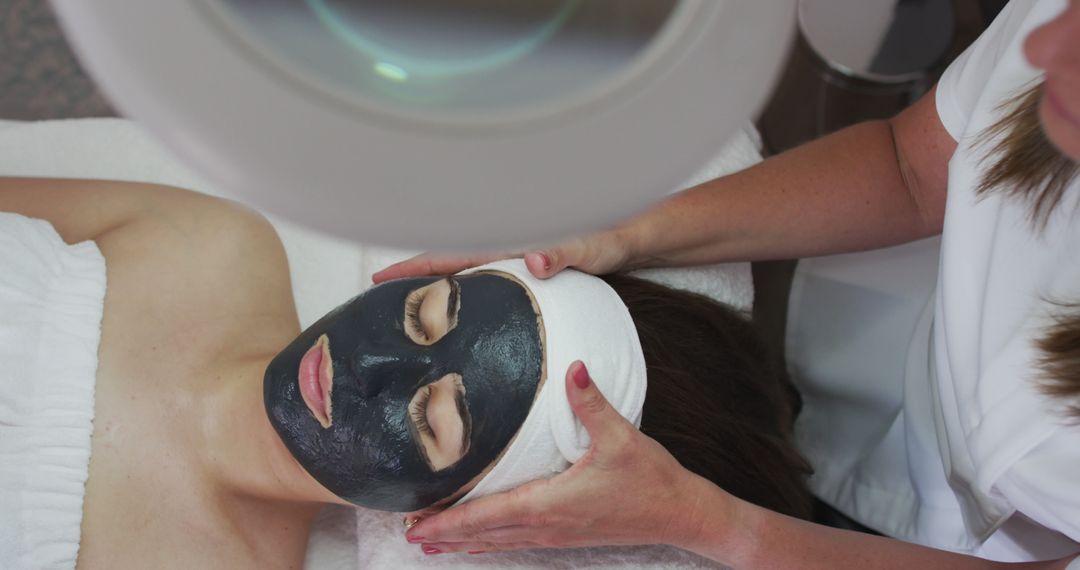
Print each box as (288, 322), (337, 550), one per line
(403, 517), (420, 530)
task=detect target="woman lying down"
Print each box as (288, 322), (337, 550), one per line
(0, 177), (811, 569)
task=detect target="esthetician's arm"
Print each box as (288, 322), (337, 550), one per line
(406, 362), (1077, 570)
(375, 86), (956, 282)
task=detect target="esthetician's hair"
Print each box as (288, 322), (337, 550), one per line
(976, 81), (1080, 419)
(601, 274), (814, 520)
(976, 81), (1078, 225)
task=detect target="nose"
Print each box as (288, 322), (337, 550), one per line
(350, 348), (433, 399)
(1024, 3), (1080, 72)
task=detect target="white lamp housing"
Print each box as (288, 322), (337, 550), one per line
(50, 0), (794, 249)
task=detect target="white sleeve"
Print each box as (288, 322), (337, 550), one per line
(994, 425), (1080, 544)
(934, 0), (1037, 140)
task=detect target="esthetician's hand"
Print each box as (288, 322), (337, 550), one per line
(403, 361), (727, 556)
(372, 228), (634, 284)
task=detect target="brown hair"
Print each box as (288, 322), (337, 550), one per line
(602, 274), (814, 520)
(976, 82), (1079, 225)
(977, 81), (1080, 419)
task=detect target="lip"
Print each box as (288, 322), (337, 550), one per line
(1044, 84), (1080, 130)
(298, 334), (333, 428)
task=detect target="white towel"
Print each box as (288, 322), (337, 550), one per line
(0, 212), (106, 570)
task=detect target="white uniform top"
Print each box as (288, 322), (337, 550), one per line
(786, 0), (1080, 562)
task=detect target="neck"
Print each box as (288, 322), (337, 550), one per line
(199, 353), (347, 507)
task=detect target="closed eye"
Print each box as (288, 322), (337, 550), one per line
(408, 373), (470, 471)
(404, 278), (460, 345)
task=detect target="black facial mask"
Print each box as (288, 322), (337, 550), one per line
(264, 274), (543, 512)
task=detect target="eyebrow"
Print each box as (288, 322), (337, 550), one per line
(454, 387), (472, 454)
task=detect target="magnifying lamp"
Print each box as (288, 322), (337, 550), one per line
(49, 0), (794, 250)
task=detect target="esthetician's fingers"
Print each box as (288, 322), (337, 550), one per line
(522, 230), (633, 279)
(405, 480), (548, 543)
(374, 224), (635, 283)
(372, 252), (513, 283)
(418, 540), (542, 556)
(563, 360), (636, 449)
(401, 362), (627, 545)
(408, 361), (706, 552)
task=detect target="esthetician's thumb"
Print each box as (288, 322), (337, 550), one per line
(523, 229), (633, 279)
(564, 361), (634, 451)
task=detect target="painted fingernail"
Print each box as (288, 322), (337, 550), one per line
(573, 362), (591, 389)
(528, 252), (551, 271)
(406, 535), (425, 544)
(468, 550), (487, 555)
(422, 546), (443, 555)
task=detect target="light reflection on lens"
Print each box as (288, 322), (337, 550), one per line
(374, 61), (409, 82)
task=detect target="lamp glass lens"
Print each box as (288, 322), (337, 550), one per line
(209, 0), (678, 115)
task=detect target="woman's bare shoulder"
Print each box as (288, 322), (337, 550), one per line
(0, 177), (299, 354)
(0, 177), (219, 243)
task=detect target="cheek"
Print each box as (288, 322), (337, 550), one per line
(1039, 92), (1080, 162)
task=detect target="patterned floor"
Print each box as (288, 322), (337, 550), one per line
(0, 0), (113, 120)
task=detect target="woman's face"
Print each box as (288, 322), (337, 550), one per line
(264, 273), (544, 512)
(1025, 0), (1080, 161)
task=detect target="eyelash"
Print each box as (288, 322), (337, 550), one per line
(411, 385), (434, 438)
(404, 293), (428, 341)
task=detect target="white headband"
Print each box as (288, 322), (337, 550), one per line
(456, 259), (648, 504)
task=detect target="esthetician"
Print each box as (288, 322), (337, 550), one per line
(377, 0), (1080, 566)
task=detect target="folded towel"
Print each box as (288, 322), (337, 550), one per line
(0, 212), (106, 570)
(353, 512), (719, 570)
